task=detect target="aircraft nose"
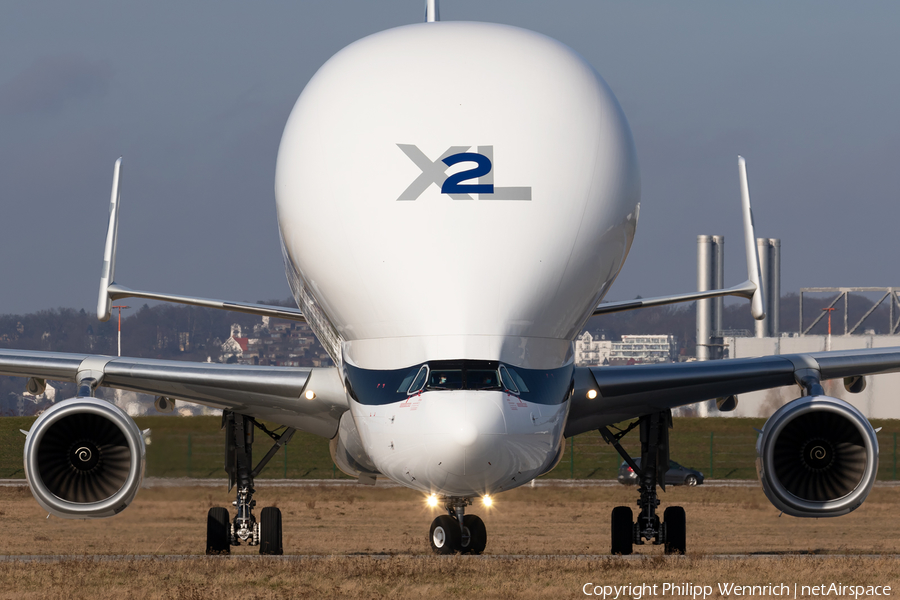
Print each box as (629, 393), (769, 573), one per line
(421, 391), (507, 477)
(366, 388), (565, 497)
(453, 421), (479, 447)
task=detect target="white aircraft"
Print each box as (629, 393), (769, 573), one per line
(1, 2), (896, 556)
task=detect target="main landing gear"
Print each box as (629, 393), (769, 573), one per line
(429, 497), (487, 555)
(600, 410), (686, 556)
(206, 412), (295, 555)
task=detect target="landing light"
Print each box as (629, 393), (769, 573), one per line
(586, 389), (598, 400)
(426, 494), (439, 508)
(304, 390), (316, 400)
(482, 495), (493, 508)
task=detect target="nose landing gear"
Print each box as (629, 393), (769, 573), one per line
(429, 497), (487, 555)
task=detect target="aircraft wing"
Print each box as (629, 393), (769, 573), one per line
(0, 349), (347, 438)
(566, 346), (900, 437)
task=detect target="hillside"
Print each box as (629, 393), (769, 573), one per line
(3, 290), (897, 414)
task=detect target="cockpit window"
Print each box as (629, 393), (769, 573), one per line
(424, 360), (502, 391)
(427, 368), (463, 390)
(499, 365), (518, 394)
(504, 366), (530, 393)
(407, 365), (429, 394)
(468, 369), (502, 391)
(396, 371), (417, 394)
(344, 359), (572, 406)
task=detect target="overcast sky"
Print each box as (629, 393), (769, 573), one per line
(1, 1), (898, 316)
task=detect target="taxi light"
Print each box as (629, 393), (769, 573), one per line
(482, 495), (493, 507)
(426, 494), (439, 508)
(586, 389), (598, 400)
(304, 390), (316, 400)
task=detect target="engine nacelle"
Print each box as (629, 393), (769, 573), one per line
(756, 395), (878, 518)
(24, 397), (145, 518)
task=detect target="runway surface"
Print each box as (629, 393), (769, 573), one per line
(3, 477), (900, 488)
(0, 478), (759, 488)
(3, 554), (900, 562)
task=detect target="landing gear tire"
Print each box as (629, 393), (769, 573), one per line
(259, 506), (283, 555)
(663, 506), (686, 555)
(459, 515), (487, 555)
(610, 506), (633, 555)
(206, 507), (231, 555)
(430, 515), (460, 555)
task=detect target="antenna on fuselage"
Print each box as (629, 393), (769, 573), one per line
(426, 0), (440, 22)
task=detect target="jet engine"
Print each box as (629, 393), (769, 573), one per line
(756, 395), (878, 517)
(24, 397), (145, 518)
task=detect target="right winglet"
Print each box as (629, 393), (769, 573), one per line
(738, 156), (766, 321)
(97, 158), (122, 322)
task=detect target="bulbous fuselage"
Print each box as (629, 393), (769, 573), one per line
(275, 21), (640, 495)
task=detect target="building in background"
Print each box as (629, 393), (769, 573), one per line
(576, 331), (676, 367)
(575, 330), (612, 366)
(610, 335), (677, 365)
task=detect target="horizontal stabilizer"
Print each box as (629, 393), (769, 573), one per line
(592, 156), (767, 320)
(95, 158), (305, 322)
(106, 283), (306, 322)
(593, 280), (756, 317)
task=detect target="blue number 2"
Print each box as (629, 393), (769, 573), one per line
(441, 152), (494, 195)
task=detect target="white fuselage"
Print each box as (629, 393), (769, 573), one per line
(351, 389), (569, 497)
(274, 21), (640, 497)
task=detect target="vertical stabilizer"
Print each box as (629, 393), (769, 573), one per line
(425, 0), (440, 22)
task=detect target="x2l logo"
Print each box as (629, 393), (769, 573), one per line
(397, 144), (532, 201)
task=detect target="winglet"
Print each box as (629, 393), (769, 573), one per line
(97, 157), (122, 322)
(738, 156), (766, 321)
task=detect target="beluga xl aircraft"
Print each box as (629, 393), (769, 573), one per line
(2, 1), (897, 556)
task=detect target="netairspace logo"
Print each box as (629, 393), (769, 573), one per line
(581, 581), (892, 599)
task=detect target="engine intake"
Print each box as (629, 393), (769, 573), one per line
(756, 395), (878, 518)
(24, 397), (145, 518)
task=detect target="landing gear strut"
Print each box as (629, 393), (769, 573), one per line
(206, 411), (295, 555)
(429, 497), (487, 555)
(601, 410), (686, 555)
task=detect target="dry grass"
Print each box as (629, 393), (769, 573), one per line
(1, 483), (899, 598)
(1, 555), (899, 600)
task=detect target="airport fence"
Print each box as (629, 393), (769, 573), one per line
(552, 420), (900, 482)
(2, 416), (900, 482)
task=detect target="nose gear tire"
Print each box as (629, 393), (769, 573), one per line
(430, 515), (460, 555)
(459, 514), (487, 555)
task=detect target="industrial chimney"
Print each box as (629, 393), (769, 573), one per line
(696, 235), (724, 360)
(755, 238), (781, 338)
